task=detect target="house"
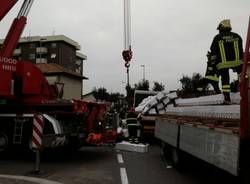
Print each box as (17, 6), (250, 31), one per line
(82, 92), (96, 102)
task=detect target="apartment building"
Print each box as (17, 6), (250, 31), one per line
(1, 35), (88, 99)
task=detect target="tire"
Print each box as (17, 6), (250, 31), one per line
(0, 132), (8, 152)
(161, 141), (172, 160)
(161, 141), (183, 170)
(171, 147), (182, 169)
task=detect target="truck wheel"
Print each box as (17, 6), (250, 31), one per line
(171, 147), (181, 168)
(161, 142), (175, 168)
(0, 132), (8, 152)
(161, 142), (171, 159)
(161, 142), (183, 170)
(172, 147), (187, 172)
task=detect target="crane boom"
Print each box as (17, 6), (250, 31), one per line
(122, 0), (133, 67)
(0, 0), (36, 99)
(124, 0), (131, 51)
(122, 0), (133, 89)
(0, 0), (34, 58)
(0, 0), (18, 22)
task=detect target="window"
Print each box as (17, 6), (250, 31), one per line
(51, 53), (56, 59)
(29, 43), (36, 49)
(75, 69), (80, 73)
(51, 43), (57, 48)
(29, 53), (36, 60)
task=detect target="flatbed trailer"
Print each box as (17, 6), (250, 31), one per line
(140, 115), (156, 135)
(155, 17), (250, 176)
(155, 113), (242, 175)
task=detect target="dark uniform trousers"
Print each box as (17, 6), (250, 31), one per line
(126, 118), (140, 144)
(197, 54), (220, 94)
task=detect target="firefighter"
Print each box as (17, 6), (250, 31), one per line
(126, 108), (141, 144)
(197, 51), (220, 95)
(210, 19), (243, 103)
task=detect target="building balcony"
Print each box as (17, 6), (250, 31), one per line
(13, 48), (21, 56)
(36, 47), (48, 54)
(36, 58), (47, 64)
(75, 69), (81, 74)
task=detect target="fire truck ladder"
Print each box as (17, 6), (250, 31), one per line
(13, 117), (25, 144)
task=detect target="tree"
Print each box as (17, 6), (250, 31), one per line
(179, 75), (193, 94)
(134, 80), (150, 90)
(108, 92), (125, 113)
(92, 87), (109, 101)
(179, 73), (204, 97)
(152, 81), (165, 91)
(191, 73), (203, 92)
(108, 93), (120, 102)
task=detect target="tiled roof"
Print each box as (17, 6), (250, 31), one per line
(36, 63), (88, 79)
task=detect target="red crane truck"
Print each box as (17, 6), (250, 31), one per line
(154, 18), (250, 176)
(0, 0), (116, 152)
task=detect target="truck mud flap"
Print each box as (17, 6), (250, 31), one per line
(43, 135), (68, 148)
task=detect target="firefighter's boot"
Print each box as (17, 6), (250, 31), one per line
(223, 92), (231, 104)
(212, 81), (221, 94)
(129, 137), (133, 143)
(134, 137), (139, 144)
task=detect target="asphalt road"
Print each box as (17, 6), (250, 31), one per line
(121, 144), (241, 184)
(0, 143), (247, 184)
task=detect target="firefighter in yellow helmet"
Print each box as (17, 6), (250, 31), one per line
(210, 19), (243, 103)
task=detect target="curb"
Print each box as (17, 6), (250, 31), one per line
(0, 175), (63, 184)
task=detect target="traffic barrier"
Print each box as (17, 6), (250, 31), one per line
(31, 114), (44, 150)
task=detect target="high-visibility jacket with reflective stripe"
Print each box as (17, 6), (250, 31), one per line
(210, 31), (243, 70)
(126, 118), (138, 126)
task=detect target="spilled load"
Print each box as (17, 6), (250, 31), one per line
(136, 91), (240, 120)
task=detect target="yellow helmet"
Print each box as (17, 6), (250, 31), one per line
(217, 19), (232, 30)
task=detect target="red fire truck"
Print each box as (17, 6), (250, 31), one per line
(0, 0), (116, 152)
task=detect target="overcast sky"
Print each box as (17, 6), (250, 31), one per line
(0, 0), (249, 94)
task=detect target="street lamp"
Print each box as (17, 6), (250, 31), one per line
(141, 64), (145, 81)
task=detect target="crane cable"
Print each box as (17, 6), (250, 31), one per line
(123, 0), (132, 68)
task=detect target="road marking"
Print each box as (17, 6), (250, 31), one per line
(120, 168), (129, 184)
(117, 154), (124, 164)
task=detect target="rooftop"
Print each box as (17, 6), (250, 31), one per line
(36, 63), (88, 80)
(0, 35), (87, 59)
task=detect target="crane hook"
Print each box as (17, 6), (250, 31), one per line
(125, 61), (130, 68)
(122, 50), (132, 68)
